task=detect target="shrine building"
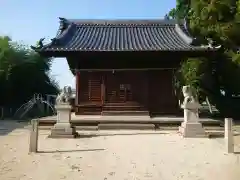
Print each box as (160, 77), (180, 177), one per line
(32, 18), (219, 116)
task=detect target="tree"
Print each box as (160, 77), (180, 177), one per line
(0, 36), (59, 116)
(168, 0), (240, 118)
(0, 36), (17, 79)
(166, 0), (190, 19)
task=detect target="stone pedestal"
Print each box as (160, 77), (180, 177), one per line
(179, 104), (207, 138)
(49, 104), (78, 138)
(179, 120), (206, 138)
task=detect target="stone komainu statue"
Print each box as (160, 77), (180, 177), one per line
(181, 85), (200, 117)
(181, 85), (199, 106)
(55, 86), (72, 105)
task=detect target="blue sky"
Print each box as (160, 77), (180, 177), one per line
(0, 0), (176, 88)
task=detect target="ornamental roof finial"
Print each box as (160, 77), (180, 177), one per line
(30, 38), (45, 50)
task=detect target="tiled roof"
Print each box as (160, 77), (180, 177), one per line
(33, 18), (219, 52)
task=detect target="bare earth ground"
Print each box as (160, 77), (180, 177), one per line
(0, 121), (240, 180)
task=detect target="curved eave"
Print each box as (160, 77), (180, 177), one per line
(31, 17), (75, 54)
(175, 24), (193, 45)
(34, 48), (220, 58)
(35, 43), (220, 54)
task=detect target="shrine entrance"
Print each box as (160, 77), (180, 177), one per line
(103, 71), (148, 112)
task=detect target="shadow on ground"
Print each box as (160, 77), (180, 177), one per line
(0, 120), (29, 136)
(74, 132), (168, 139)
(37, 148), (105, 154)
(209, 132), (240, 139)
(209, 133), (224, 139)
(40, 132), (169, 139)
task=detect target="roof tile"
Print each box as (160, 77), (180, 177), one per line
(38, 19), (213, 52)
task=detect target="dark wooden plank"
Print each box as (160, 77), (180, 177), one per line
(78, 71), (102, 114)
(148, 69), (179, 116)
(77, 71), (151, 115)
(104, 71), (148, 105)
(102, 71), (148, 113)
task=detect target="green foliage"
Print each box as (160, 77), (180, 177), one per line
(169, 0), (240, 117)
(166, 0), (190, 19)
(189, 0), (240, 47)
(0, 36), (59, 111)
(0, 36), (16, 79)
(178, 58), (204, 98)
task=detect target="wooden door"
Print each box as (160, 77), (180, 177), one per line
(105, 71), (132, 103)
(104, 71), (148, 106)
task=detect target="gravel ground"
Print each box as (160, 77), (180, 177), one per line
(0, 122), (240, 180)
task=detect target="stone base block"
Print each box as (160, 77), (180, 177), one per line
(49, 123), (79, 138)
(179, 122), (208, 138)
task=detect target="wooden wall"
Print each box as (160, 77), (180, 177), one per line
(148, 70), (179, 116)
(75, 70), (180, 116)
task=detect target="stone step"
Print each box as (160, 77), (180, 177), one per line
(39, 126), (99, 131)
(101, 111), (149, 116)
(204, 126), (224, 131)
(156, 125), (223, 131)
(76, 126), (99, 131)
(38, 124), (223, 131)
(98, 123), (155, 130)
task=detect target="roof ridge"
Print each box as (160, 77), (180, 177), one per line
(73, 24), (177, 27)
(59, 17), (183, 26)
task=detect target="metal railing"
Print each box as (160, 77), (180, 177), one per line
(0, 94), (58, 120)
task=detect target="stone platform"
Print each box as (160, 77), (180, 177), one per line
(36, 114), (222, 130)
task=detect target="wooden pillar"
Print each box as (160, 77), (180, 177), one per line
(75, 70), (80, 106)
(101, 74), (105, 105)
(145, 70), (149, 109)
